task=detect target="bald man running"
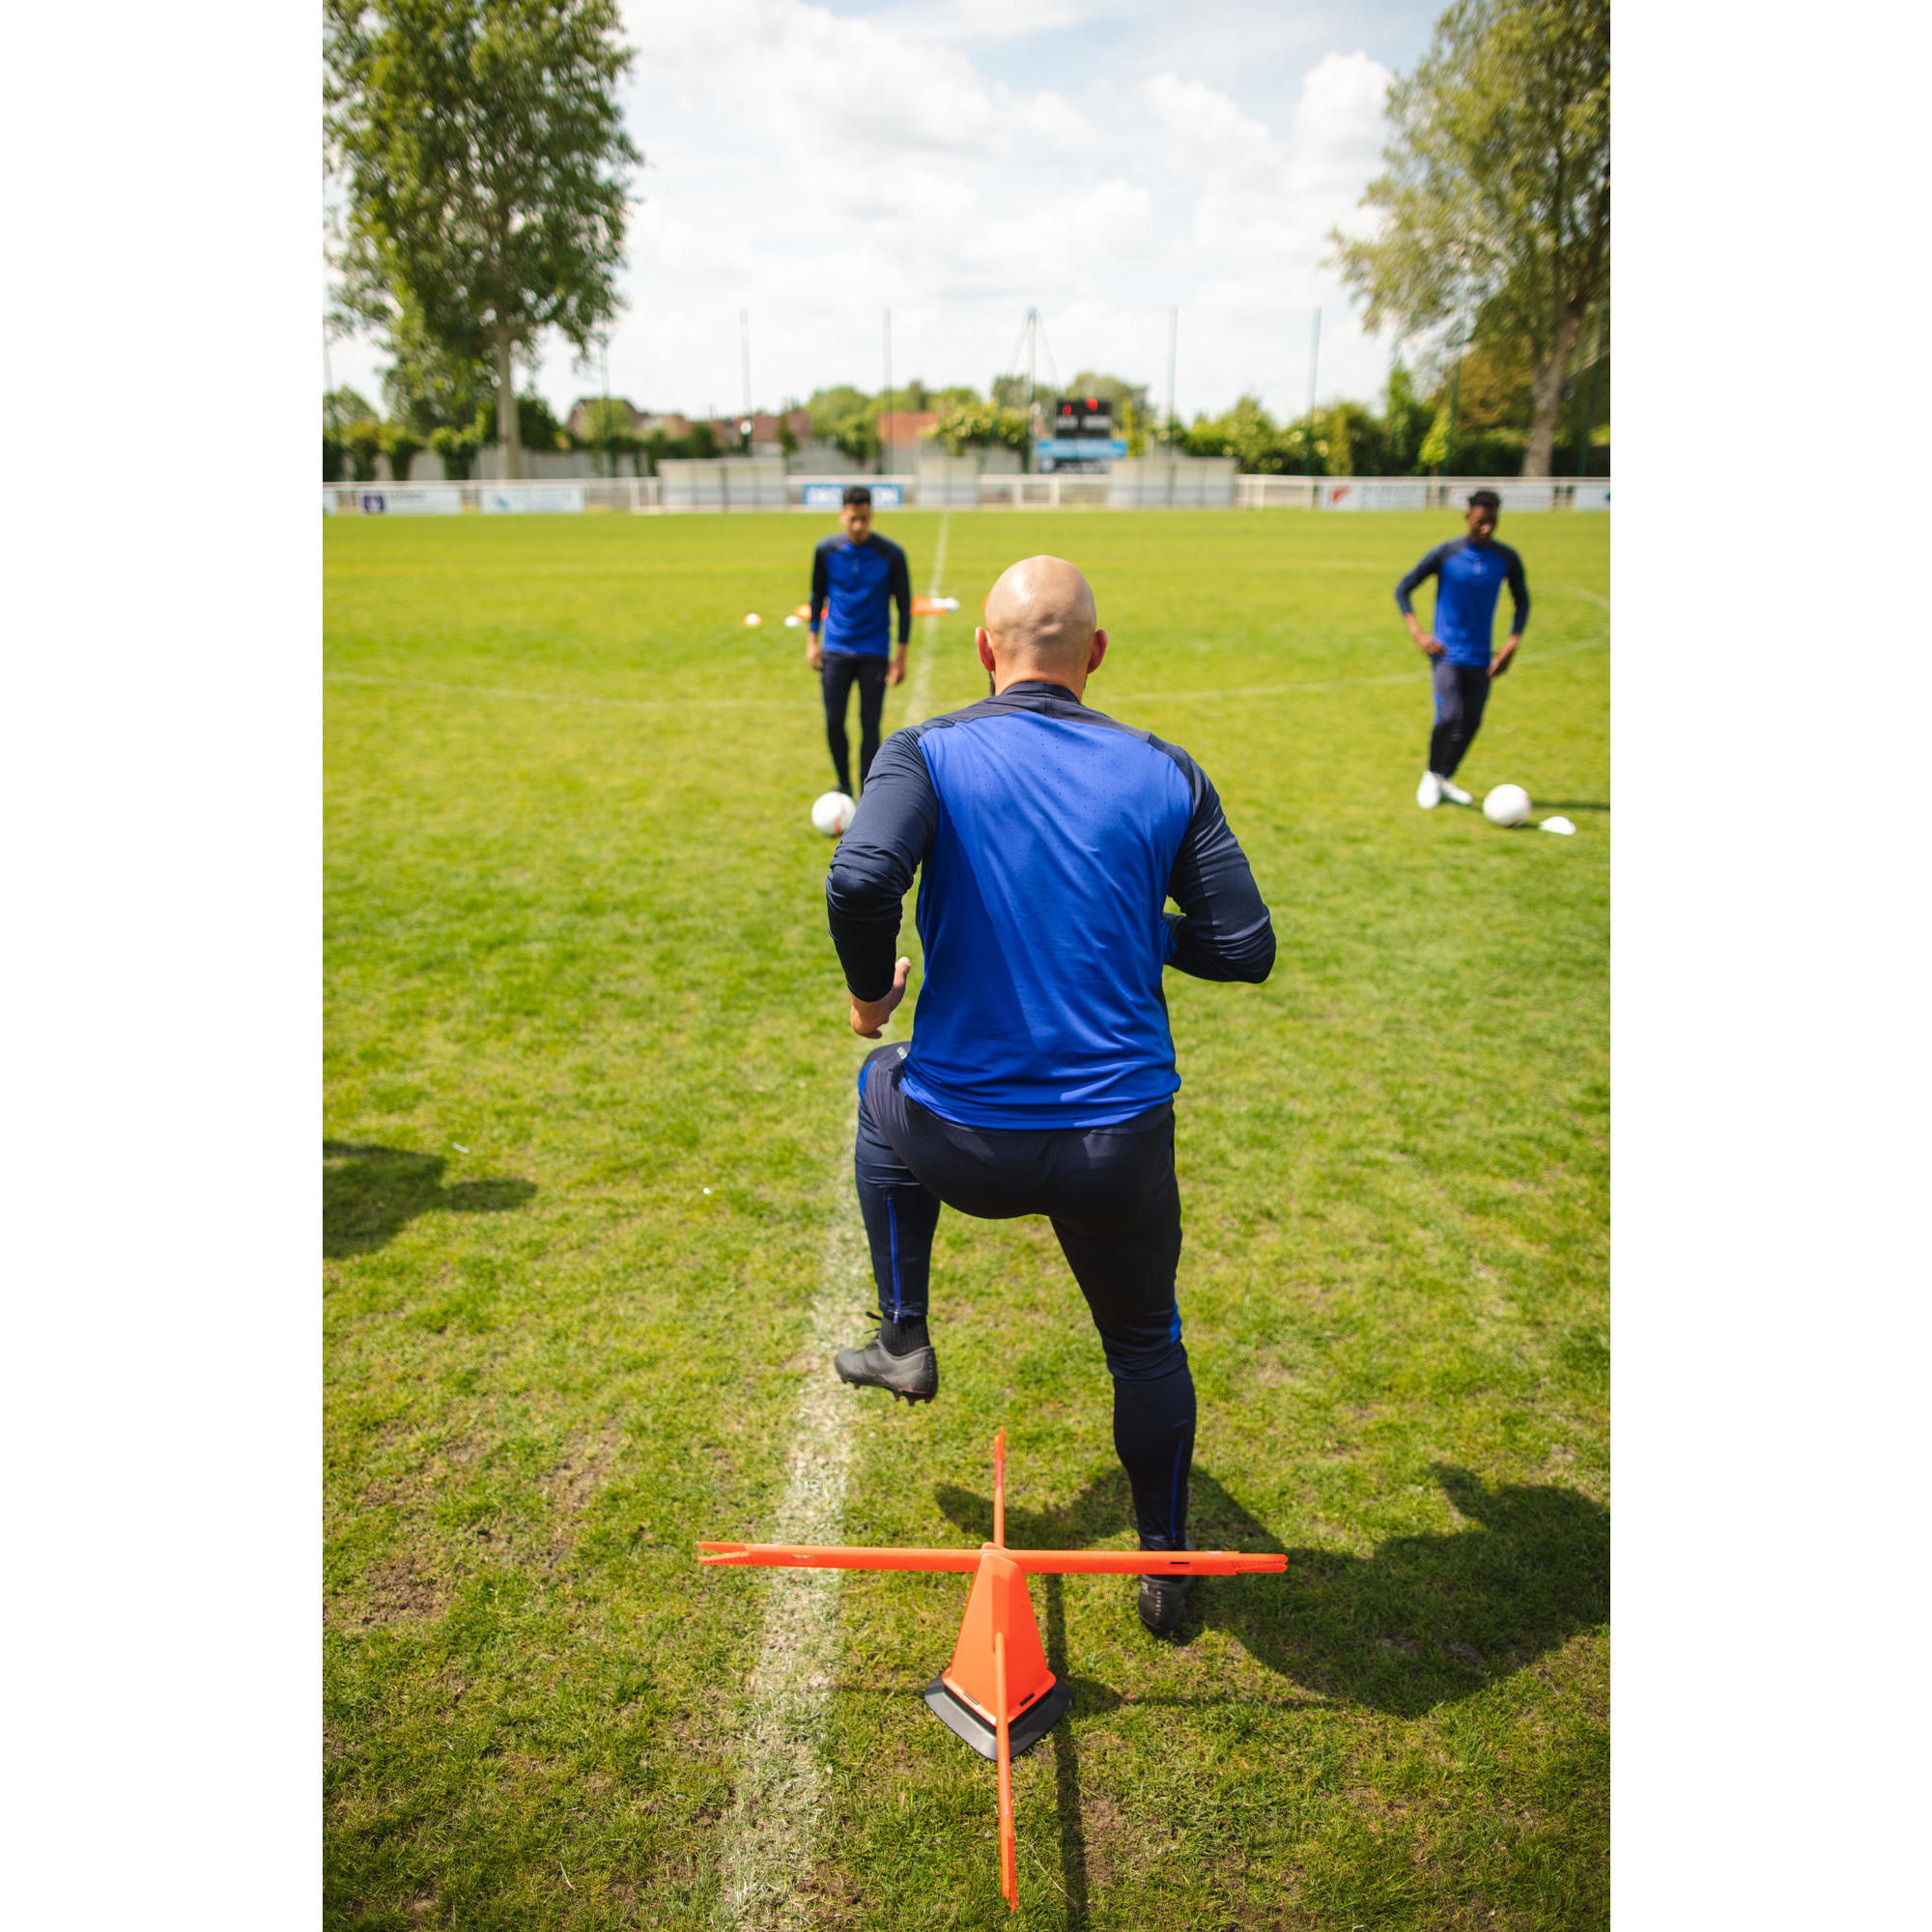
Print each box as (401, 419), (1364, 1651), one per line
(823, 556), (1275, 1634)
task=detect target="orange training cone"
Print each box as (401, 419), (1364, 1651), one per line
(697, 1426), (1287, 1914)
(923, 1429), (1069, 1772)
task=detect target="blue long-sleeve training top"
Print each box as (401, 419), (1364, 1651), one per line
(825, 680), (1275, 1130)
(1395, 536), (1530, 668)
(810, 531), (912, 656)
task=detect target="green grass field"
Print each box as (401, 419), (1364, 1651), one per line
(325, 506), (1608, 1930)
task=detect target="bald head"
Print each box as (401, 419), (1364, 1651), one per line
(977, 555), (1107, 697)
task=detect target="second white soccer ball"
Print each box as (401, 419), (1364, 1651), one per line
(811, 790), (857, 837)
(1483, 783), (1533, 827)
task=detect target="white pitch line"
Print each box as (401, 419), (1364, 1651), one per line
(325, 670), (793, 713)
(1103, 629), (1609, 706)
(712, 512), (949, 1927)
(904, 510), (949, 723)
(711, 1159), (867, 1930)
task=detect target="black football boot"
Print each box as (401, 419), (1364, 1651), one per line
(833, 1318), (938, 1405)
(1136, 1536), (1199, 1634)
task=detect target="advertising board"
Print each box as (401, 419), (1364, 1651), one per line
(355, 487), (463, 515)
(1323, 482), (1429, 511)
(802, 483), (903, 508)
(480, 484), (585, 515)
(1490, 483), (1555, 512)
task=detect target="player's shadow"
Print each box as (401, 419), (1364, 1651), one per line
(1533, 797), (1609, 811)
(935, 1463), (1607, 1928)
(323, 1142), (536, 1257)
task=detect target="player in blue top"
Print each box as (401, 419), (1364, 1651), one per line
(1394, 488), (1530, 809)
(823, 555), (1274, 1633)
(806, 485), (913, 797)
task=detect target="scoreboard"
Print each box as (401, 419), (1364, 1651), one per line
(1036, 395), (1128, 472)
(1056, 396), (1112, 438)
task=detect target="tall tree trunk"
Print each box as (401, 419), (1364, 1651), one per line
(495, 328), (523, 480)
(1522, 305), (1584, 478)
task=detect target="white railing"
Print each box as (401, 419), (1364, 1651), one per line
(325, 472), (1610, 516)
(1236, 475), (1609, 512)
(324, 477), (661, 515)
(979, 474), (1112, 509)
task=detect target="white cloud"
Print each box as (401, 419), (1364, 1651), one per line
(1287, 51), (1394, 202)
(327, 1), (1424, 424)
(872, 0), (1151, 45)
(626, 0), (1004, 160)
(1144, 53), (1391, 266)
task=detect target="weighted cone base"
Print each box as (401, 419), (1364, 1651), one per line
(923, 1672), (1071, 1761)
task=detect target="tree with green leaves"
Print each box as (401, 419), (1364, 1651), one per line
(1182, 396), (1289, 472)
(380, 315), (493, 439)
(1330, 0), (1608, 477)
(325, 0), (640, 479)
(806, 385), (876, 463)
(933, 401), (1030, 458)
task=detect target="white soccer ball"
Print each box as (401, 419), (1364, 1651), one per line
(811, 791), (857, 837)
(1484, 783), (1533, 828)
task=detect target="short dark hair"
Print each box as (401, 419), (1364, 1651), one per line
(1467, 488), (1501, 512)
(842, 484), (872, 508)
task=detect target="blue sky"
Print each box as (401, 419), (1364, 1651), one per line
(327, 0), (1451, 425)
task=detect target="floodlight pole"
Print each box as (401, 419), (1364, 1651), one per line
(1026, 307), (1039, 474)
(1304, 308), (1321, 477)
(323, 328), (339, 470)
(601, 335), (613, 480)
(741, 307), (752, 421)
(1444, 330), (1464, 485)
(882, 306), (893, 478)
(459, 298), (472, 479)
(1159, 309), (1175, 452)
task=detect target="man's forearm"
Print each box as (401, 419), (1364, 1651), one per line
(828, 909), (899, 1003)
(1162, 767), (1276, 984)
(824, 729), (938, 1001)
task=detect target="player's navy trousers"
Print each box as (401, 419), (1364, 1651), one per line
(822, 651), (888, 795)
(854, 1039), (1194, 1548)
(1430, 659), (1492, 779)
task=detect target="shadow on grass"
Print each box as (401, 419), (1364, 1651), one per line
(1533, 798), (1609, 812)
(932, 1462), (1605, 1926)
(937, 1461), (1608, 1719)
(324, 1142), (536, 1257)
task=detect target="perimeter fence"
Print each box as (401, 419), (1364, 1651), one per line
(324, 469), (1608, 517)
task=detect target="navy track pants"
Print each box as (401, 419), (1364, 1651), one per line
(853, 1040), (1195, 1547)
(1430, 658), (1492, 779)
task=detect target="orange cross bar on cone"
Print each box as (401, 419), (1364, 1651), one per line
(697, 1428), (1288, 1913)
